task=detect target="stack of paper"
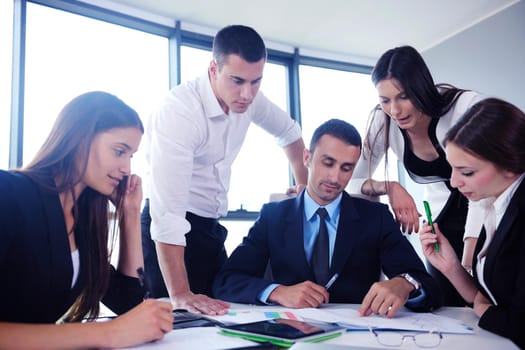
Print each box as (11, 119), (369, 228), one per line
(297, 307), (475, 334)
(208, 306), (474, 334)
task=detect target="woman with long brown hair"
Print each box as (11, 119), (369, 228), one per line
(0, 91), (172, 349)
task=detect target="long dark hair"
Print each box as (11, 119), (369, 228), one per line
(20, 91), (143, 321)
(445, 98), (525, 174)
(364, 45), (468, 178)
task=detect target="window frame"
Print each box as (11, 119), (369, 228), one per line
(7, 0), (375, 222)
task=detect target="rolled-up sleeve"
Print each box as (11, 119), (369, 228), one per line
(146, 92), (199, 246)
(347, 111), (386, 196)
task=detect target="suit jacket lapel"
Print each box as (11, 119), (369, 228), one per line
(485, 179), (525, 270)
(39, 182), (75, 304)
(288, 193), (319, 281)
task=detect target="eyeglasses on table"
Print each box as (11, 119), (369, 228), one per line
(368, 326), (443, 348)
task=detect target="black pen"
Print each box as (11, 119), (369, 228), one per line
(137, 267), (152, 299)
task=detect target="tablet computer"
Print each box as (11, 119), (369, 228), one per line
(172, 309), (225, 329)
(218, 318), (344, 347)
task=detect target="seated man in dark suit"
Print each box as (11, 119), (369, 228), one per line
(213, 119), (441, 317)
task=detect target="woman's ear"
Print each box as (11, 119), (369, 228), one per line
(502, 169), (519, 180)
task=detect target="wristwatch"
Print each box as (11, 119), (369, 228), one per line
(398, 273), (421, 292)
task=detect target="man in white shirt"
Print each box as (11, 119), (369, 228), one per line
(141, 25), (307, 315)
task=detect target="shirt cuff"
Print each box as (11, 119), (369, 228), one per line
(150, 212), (190, 246)
(405, 287), (427, 307)
(258, 283), (281, 304)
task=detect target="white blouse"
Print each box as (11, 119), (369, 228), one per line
(71, 249), (79, 288)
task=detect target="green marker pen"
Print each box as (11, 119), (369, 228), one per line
(423, 201), (440, 253)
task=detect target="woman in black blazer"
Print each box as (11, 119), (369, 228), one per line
(420, 98), (525, 349)
(0, 92), (173, 349)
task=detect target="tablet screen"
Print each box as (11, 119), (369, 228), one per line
(224, 318), (335, 340)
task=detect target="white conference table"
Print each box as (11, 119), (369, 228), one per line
(119, 303), (519, 350)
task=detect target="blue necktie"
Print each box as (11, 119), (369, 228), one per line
(311, 207), (329, 285)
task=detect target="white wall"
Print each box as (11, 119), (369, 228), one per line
(398, 1), (524, 258)
(422, 0), (525, 111)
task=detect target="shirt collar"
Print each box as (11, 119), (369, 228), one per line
(198, 71), (227, 119)
(493, 172), (525, 216)
(303, 189), (342, 222)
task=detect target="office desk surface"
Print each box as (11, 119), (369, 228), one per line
(324, 304), (518, 349)
(119, 303), (519, 349)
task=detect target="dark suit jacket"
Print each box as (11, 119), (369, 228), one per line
(0, 170), (144, 323)
(213, 191), (441, 312)
(474, 179), (525, 349)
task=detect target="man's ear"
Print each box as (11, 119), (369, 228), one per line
(209, 60), (218, 79)
(303, 148), (311, 168)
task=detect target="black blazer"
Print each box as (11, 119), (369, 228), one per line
(213, 191), (441, 312)
(474, 178), (525, 349)
(0, 170), (144, 323)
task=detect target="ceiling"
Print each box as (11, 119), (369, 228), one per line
(103, 0), (519, 64)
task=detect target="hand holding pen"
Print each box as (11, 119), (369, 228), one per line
(423, 201), (440, 253)
(91, 267), (173, 345)
(324, 273), (339, 290)
(418, 219), (459, 273)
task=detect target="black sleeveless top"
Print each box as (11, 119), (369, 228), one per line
(401, 118), (452, 189)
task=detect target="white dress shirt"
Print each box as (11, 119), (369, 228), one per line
(144, 72), (302, 245)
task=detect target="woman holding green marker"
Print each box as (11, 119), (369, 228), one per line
(420, 98), (525, 349)
(423, 201), (439, 252)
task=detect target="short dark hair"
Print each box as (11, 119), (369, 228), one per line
(212, 25), (267, 69)
(445, 98), (525, 174)
(310, 118), (362, 152)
